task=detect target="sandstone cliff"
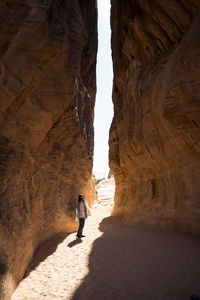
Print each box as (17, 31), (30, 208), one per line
(0, 1), (97, 298)
(110, 1), (200, 235)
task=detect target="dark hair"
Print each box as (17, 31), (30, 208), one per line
(78, 194), (84, 202)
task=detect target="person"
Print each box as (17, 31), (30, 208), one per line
(76, 194), (87, 238)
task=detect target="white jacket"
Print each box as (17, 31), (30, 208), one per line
(77, 201), (87, 218)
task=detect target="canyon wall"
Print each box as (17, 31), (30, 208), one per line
(0, 1), (97, 298)
(110, 1), (200, 235)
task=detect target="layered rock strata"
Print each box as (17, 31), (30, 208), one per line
(0, 1), (97, 298)
(110, 0), (200, 235)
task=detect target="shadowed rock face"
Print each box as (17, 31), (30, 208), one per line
(0, 0), (97, 298)
(110, 1), (200, 234)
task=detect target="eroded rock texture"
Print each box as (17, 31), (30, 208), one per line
(0, 1), (97, 298)
(110, 1), (200, 235)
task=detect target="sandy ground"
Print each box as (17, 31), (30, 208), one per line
(12, 178), (200, 300)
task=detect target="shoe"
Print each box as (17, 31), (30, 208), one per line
(76, 234), (85, 238)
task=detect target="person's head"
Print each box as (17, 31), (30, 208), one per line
(78, 194), (84, 202)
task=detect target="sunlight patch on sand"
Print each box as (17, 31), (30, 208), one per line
(12, 179), (115, 300)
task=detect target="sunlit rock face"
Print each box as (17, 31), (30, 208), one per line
(110, 1), (200, 235)
(0, 0), (97, 298)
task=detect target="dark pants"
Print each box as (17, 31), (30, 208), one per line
(77, 218), (85, 237)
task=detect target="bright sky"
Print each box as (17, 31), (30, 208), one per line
(93, 0), (113, 175)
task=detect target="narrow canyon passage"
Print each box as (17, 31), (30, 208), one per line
(1, 2), (200, 299)
(12, 178), (200, 300)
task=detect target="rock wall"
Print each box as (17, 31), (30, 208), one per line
(110, 1), (200, 235)
(0, 1), (97, 298)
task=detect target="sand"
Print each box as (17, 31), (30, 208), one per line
(12, 178), (200, 300)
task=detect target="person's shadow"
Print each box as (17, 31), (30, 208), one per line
(72, 216), (200, 300)
(68, 238), (83, 248)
